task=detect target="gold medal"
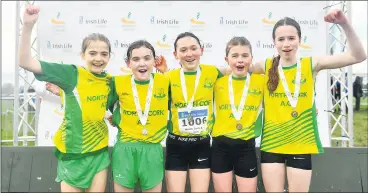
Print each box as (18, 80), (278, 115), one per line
(142, 128), (148, 136)
(236, 123), (243, 130)
(291, 110), (298, 118)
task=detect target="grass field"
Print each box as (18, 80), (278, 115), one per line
(350, 105), (368, 146)
(331, 98), (368, 147)
(1, 98), (367, 147)
(1, 99), (36, 146)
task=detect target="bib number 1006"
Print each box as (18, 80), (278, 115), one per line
(182, 117), (207, 126)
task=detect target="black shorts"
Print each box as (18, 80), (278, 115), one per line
(211, 136), (258, 178)
(260, 151), (312, 170)
(165, 132), (211, 171)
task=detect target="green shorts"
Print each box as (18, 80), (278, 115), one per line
(55, 150), (110, 189)
(112, 141), (164, 190)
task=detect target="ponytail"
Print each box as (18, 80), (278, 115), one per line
(267, 55), (280, 93)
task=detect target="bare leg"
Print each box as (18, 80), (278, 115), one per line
(286, 167), (312, 192)
(212, 171), (233, 192)
(165, 170), (187, 192)
(261, 163), (286, 192)
(189, 168), (211, 192)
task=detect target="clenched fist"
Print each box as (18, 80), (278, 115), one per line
(154, 55), (168, 73)
(23, 4), (40, 28)
(324, 9), (348, 25)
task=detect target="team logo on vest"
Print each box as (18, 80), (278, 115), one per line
(154, 88), (166, 99)
(248, 88), (262, 95)
(292, 74), (307, 84)
(204, 78), (214, 88)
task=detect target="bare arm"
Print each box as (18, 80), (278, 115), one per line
(18, 5), (42, 73)
(250, 60), (266, 74)
(218, 66), (232, 76)
(313, 9), (367, 73)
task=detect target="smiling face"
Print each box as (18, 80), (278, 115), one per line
(225, 45), (253, 78)
(81, 40), (110, 74)
(272, 17), (302, 62)
(127, 46), (154, 82)
(173, 33), (203, 72)
(273, 25), (301, 61)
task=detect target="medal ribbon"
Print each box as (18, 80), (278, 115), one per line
(277, 58), (302, 110)
(228, 73), (251, 121)
(180, 67), (201, 116)
(131, 74), (154, 128)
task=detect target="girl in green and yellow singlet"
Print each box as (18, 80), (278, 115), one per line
(19, 5), (115, 192)
(211, 37), (264, 193)
(109, 40), (169, 192)
(250, 9), (366, 192)
(161, 32), (231, 193)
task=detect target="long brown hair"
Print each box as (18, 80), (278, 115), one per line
(267, 17), (301, 93)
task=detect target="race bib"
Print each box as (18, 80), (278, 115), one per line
(178, 106), (208, 134)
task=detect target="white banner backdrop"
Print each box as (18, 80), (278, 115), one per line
(34, 80), (64, 146)
(36, 1), (330, 147)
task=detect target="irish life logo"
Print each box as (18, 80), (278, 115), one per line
(220, 16), (249, 28)
(190, 12), (206, 31)
(51, 12), (65, 25)
(200, 40), (213, 53)
(121, 12), (136, 31)
(114, 40), (131, 49)
(261, 12), (276, 30)
(299, 36), (312, 50)
(191, 12), (205, 25)
(291, 16), (319, 30)
(256, 40), (274, 50)
(79, 15), (108, 28)
(46, 40), (72, 52)
(262, 12), (276, 25)
(50, 12), (65, 32)
(156, 34), (171, 48)
(121, 12), (136, 24)
(151, 16), (179, 28)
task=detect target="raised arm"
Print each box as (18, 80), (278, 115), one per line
(18, 5), (42, 73)
(313, 9), (367, 73)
